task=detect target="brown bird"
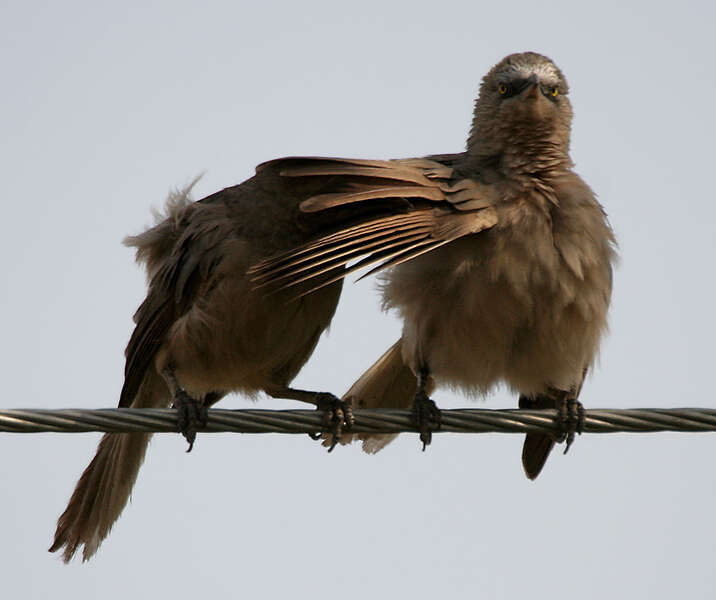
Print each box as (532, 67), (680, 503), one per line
(49, 169), (361, 562)
(250, 52), (617, 478)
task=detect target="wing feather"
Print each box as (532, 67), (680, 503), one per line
(256, 156), (399, 173)
(253, 230), (430, 289)
(301, 185), (445, 212)
(288, 238), (441, 300)
(251, 223), (432, 284)
(280, 165), (437, 186)
(249, 212), (432, 273)
(250, 154), (499, 298)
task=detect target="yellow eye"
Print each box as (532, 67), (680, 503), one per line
(551, 87), (559, 97)
(498, 83), (507, 95)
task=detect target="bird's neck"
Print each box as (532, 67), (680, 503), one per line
(464, 124), (572, 181)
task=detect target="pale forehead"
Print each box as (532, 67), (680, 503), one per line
(505, 59), (559, 80)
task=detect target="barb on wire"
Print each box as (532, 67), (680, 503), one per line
(1, 407), (716, 435)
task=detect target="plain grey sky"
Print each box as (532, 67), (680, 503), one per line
(2, 1), (715, 598)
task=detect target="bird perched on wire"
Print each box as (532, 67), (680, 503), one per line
(250, 51), (617, 479)
(50, 170), (359, 562)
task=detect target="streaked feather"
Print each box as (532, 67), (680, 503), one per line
(252, 224), (432, 284)
(249, 156), (499, 298)
(290, 238), (442, 300)
(280, 165), (438, 186)
(301, 185), (444, 212)
(254, 230), (430, 289)
(249, 212), (432, 275)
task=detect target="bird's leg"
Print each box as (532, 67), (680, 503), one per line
(265, 386), (354, 452)
(161, 366), (208, 453)
(552, 387), (584, 454)
(412, 365), (441, 451)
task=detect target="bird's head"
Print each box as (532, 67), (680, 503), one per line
(467, 52), (573, 169)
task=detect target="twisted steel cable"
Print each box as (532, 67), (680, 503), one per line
(2, 407), (716, 435)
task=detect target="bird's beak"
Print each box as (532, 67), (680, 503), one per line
(520, 74), (540, 100)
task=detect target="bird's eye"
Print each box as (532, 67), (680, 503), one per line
(498, 83), (508, 95)
(551, 87), (559, 97)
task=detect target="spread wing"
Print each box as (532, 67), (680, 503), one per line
(249, 156), (499, 298)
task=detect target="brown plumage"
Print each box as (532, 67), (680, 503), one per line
(251, 52), (617, 477)
(51, 51), (615, 563)
(50, 166), (355, 562)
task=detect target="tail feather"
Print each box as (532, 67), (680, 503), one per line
(519, 394), (557, 480)
(332, 338), (430, 453)
(521, 431), (556, 480)
(49, 373), (167, 562)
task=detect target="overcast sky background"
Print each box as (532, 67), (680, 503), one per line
(2, 1), (715, 598)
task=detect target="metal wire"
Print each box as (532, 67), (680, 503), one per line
(1, 407), (716, 435)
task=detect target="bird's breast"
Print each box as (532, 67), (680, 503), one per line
(382, 187), (614, 396)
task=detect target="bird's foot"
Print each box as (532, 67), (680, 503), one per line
(412, 391), (441, 451)
(556, 396), (584, 454)
(173, 390), (208, 453)
(308, 393), (354, 452)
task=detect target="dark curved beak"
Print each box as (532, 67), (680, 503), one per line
(519, 73), (540, 99)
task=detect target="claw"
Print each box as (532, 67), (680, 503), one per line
(173, 390), (207, 452)
(312, 393), (354, 452)
(558, 395), (584, 455)
(412, 391), (441, 451)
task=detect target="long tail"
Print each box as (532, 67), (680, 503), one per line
(49, 372), (168, 562)
(332, 338), (431, 453)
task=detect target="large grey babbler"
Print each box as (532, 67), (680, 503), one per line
(51, 51), (616, 563)
(253, 51), (616, 475)
(50, 162), (354, 562)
